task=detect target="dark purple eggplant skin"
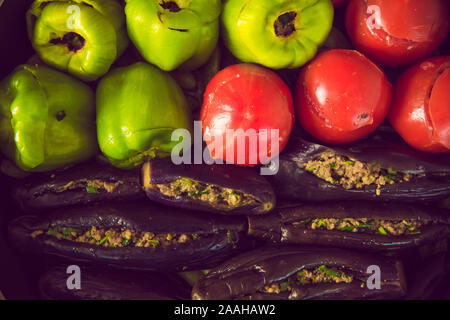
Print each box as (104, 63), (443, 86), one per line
(192, 246), (406, 300)
(403, 253), (447, 300)
(142, 159), (276, 215)
(12, 162), (146, 213)
(39, 265), (191, 300)
(8, 202), (247, 272)
(247, 201), (450, 253)
(270, 131), (450, 203)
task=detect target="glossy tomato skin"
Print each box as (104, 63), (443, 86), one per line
(389, 56), (450, 154)
(345, 0), (450, 67)
(200, 64), (295, 165)
(295, 49), (391, 145)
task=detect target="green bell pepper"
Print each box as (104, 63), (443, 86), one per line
(222, 0), (334, 69)
(27, 0), (129, 81)
(96, 62), (193, 169)
(125, 0), (221, 71)
(0, 64), (98, 172)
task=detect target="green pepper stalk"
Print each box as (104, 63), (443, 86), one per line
(27, 0), (129, 81)
(125, 0), (221, 71)
(96, 62), (193, 169)
(0, 65), (98, 172)
(221, 0), (334, 69)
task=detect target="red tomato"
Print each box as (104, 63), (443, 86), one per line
(200, 64), (295, 165)
(389, 56), (450, 154)
(332, 0), (348, 8)
(295, 49), (391, 144)
(345, 0), (450, 67)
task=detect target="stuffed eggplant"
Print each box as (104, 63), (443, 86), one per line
(192, 246), (406, 300)
(12, 163), (145, 213)
(8, 202), (247, 271)
(142, 159), (276, 215)
(39, 265), (191, 300)
(270, 131), (450, 202)
(247, 201), (450, 253)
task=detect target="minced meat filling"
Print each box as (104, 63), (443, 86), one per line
(30, 226), (200, 248)
(260, 265), (360, 296)
(302, 151), (416, 195)
(293, 218), (431, 236)
(52, 179), (122, 194)
(156, 178), (256, 209)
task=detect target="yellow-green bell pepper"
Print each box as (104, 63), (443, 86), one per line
(96, 62), (193, 169)
(125, 0), (221, 71)
(27, 0), (129, 81)
(0, 64), (98, 172)
(222, 0), (334, 69)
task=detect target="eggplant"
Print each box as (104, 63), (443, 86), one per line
(247, 201), (450, 253)
(39, 265), (191, 300)
(12, 162), (146, 213)
(142, 159), (276, 215)
(270, 131), (450, 202)
(8, 202), (247, 271)
(403, 253), (447, 300)
(192, 246), (406, 300)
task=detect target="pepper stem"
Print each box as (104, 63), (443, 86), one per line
(50, 32), (85, 52)
(160, 1), (182, 12)
(274, 12), (297, 38)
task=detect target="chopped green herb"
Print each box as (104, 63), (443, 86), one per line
(179, 178), (192, 186)
(86, 186), (100, 194)
(345, 160), (356, 166)
(329, 163), (336, 168)
(148, 239), (160, 247)
(230, 192), (240, 199)
(317, 265), (343, 278)
(338, 225), (355, 232)
(46, 229), (59, 237)
(191, 233), (199, 240)
(316, 219), (326, 228)
(388, 169), (398, 175)
(98, 232), (112, 245)
(307, 167), (315, 173)
(122, 238), (130, 246)
(378, 226), (388, 235)
(279, 282), (289, 292)
(62, 228), (83, 237)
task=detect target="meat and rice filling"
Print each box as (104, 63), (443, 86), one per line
(292, 218), (433, 236)
(52, 179), (122, 194)
(260, 265), (362, 297)
(155, 178), (256, 209)
(302, 151), (419, 195)
(30, 226), (200, 248)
